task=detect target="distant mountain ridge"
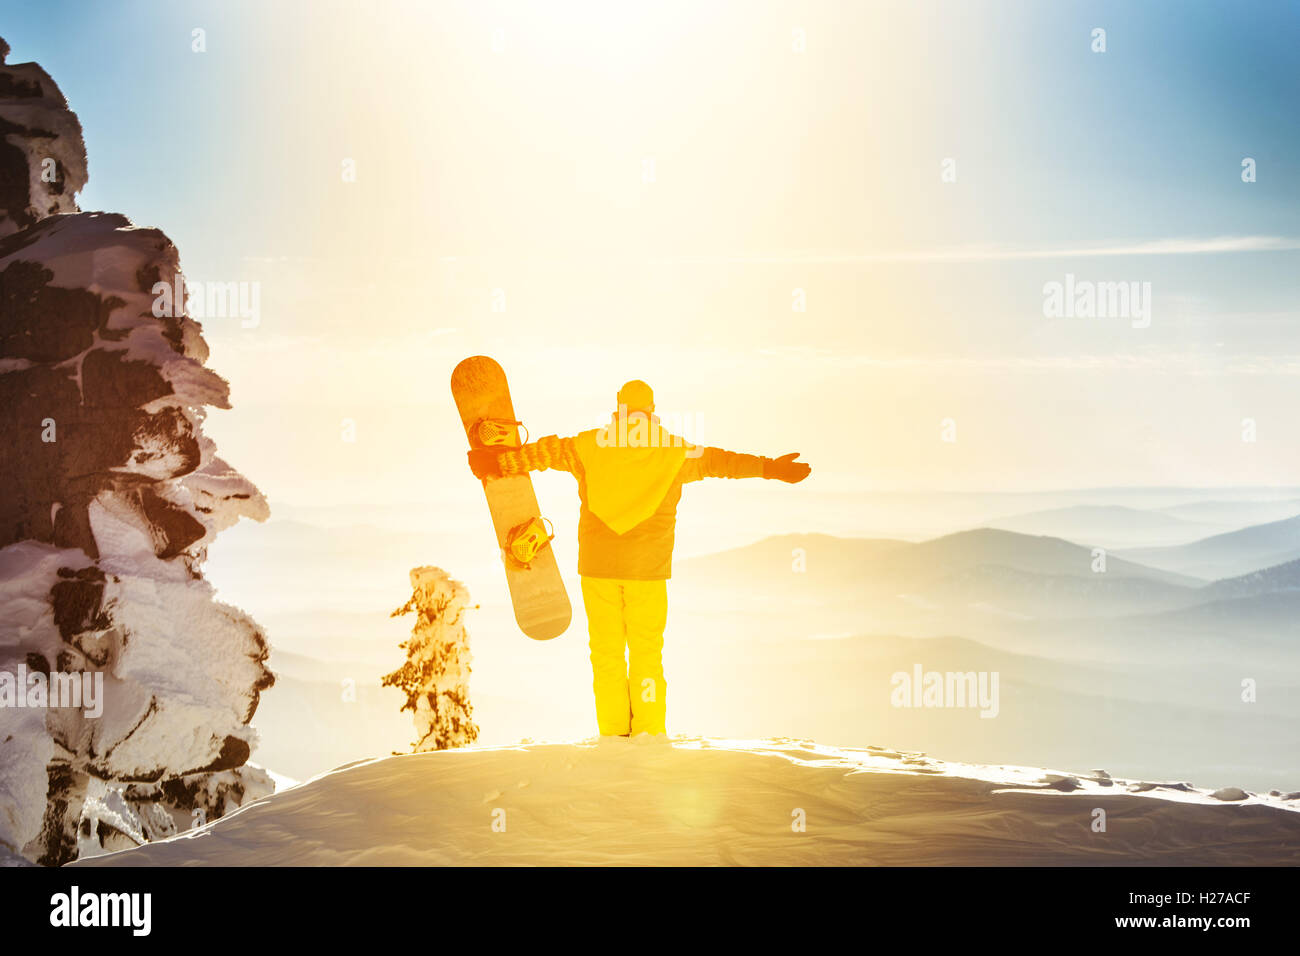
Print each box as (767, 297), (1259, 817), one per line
(980, 504), (1220, 548)
(1121, 513), (1300, 579)
(676, 525), (1300, 648)
(1204, 557), (1300, 600)
(682, 528), (1199, 585)
(677, 528), (1206, 621)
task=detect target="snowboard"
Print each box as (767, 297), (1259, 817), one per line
(451, 355), (571, 641)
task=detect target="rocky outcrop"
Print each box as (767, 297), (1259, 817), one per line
(0, 37), (273, 865)
(0, 37), (87, 237)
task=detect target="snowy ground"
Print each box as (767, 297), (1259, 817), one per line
(75, 738), (1300, 866)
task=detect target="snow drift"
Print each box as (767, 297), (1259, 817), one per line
(75, 738), (1300, 866)
(0, 37), (272, 865)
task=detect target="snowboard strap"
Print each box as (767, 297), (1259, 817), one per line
(505, 516), (555, 569)
(473, 418), (529, 448)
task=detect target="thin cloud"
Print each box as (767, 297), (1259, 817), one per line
(657, 236), (1300, 265)
(756, 346), (1300, 374)
(435, 236), (1300, 265)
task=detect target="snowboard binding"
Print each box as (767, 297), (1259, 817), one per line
(471, 417), (528, 449)
(504, 516), (555, 570)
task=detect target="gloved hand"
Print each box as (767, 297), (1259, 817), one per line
(763, 452), (810, 483)
(467, 448), (504, 480)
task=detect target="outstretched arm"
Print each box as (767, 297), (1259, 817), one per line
(467, 434), (577, 480)
(681, 447), (810, 483)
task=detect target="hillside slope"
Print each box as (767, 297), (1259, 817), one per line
(76, 738), (1300, 867)
(674, 530), (1206, 627)
(981, 505), (1219, 548)
(1122, 514), (1300, 579)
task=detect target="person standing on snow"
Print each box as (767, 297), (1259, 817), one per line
(467, 379), (811, 741)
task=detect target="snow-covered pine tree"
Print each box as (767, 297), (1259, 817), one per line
(383, 567), (479, 751)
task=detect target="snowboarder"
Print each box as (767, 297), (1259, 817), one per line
(467, 379), (810, 741)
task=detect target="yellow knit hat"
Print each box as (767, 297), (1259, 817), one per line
(616, 379), (655, 414)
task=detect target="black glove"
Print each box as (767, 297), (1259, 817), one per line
(467, 448), (504, 480)
(763, 452), (810, 483)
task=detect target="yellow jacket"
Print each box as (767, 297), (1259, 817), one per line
(496, 422), (768, 580)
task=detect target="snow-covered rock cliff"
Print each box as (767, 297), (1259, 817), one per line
(0, 37), (86, 237)
(0, 36), (273, 865)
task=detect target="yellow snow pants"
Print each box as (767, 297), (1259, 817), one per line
(580, 576), (668, 736)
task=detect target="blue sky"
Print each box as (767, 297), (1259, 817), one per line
(6, 1), (1296, 250)
(3, 0), (1298, 501)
